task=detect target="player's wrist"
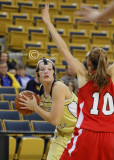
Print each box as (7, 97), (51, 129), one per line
(34, 105), (40, 112)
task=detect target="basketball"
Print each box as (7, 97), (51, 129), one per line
(15, 90), (39, 115)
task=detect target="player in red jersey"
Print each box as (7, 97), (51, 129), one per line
(42, 4), (114, 160)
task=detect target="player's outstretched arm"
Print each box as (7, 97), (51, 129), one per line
(107, 63), (114, 83)
(42, 4), (86, 78)
(77, 1), (114, 23)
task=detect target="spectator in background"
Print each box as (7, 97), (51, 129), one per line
(61, 64), (78, 90)
(0, 51), (17, 71)
(66, 80), (77, 95)
(26, 71), (41, 95)
(0, 61), (20, 88)
(15, 64), (33, 88)
(9, 69), (17, 75)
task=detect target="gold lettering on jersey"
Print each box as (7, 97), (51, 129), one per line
(45, 107), (51, 112)
(57, 122), (67, 129)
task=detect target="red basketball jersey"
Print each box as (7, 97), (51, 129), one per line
(75, 78), (114, 132)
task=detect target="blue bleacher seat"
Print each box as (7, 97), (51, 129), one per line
(0, 101), (10, 110)
(46, 43), (57, 54)
(24, 42), (43, 48)
(12, 15), (28, 21)
(0, 1), (12, 8)
(3, 120), (31, 132)
(23, 112), (44, 121)
(18, 88), (25, 93)
(2, 94), (17, 101)
(56, 68), (65, 73)
(17, 1), (33, 11)
(31, 121), (55, 134)
(0, 110), (21, 120)
(8, 27), (23, 32)
(6, 25), (24, 34)
(0, 87), (16, 94)
(32, 15), (42, 24)
(28, 28), (44, 34)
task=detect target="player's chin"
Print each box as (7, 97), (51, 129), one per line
(44, 77), (51, 81)
(42, 78), (51, 84)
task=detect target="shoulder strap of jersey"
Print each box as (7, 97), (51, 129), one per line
(50, 80), (57, 97)
(39, 84), (44, 96)
(39, 80), (57, 97)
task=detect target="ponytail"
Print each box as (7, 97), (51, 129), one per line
(88, 48), (109, 90)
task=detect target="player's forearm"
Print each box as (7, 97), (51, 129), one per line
(34, 105), (58, 126)
(100, 1), (114, 19)
(107, 63), (114, 75)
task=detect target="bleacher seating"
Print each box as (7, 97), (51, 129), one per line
(15, 19), (33, 28)
(6, 24), (25, 33)
(1, 94), (17, 101)
(0, 87), (16, 94)
(31, 32), (49, 42)
(22, 112), (44, 121)
(18, 87), (25, 93)
(0, 0), (112, 67)
(9, 136), (17, 160)
(8, 31), (28, 50)
(89, 30), (111, 44)
(68, 43), (89, 53)
(1, 5), (18, 13)
(0, 0), (12, 8)
(68, 29), (90, 43)
(11, 12), (30, 24)
(46, 42), (57, 54)
(31, 121), (55, 135)
(27, 26), (47, 40)
(0, 110), (21, 120)
(17, 137), (44, 160)
(0, 18), (12, 36)
(59, 2), (80, 15)
(16, 0), (35, 10)
(37, 1), (57, 13)
(0, 101), (10, 110)
(20, 6), (38, 14)
(3, 120), (31, 132)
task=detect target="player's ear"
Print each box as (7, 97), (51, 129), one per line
(35, 70), (39, 78)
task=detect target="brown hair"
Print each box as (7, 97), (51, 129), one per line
(15, 63), (26, 70)
(67, 80), (76, 92)
(88, 47), (109, 90)
(0, 60), (7, 65)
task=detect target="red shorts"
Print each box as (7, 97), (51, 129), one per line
(60, 128), (114, 160)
